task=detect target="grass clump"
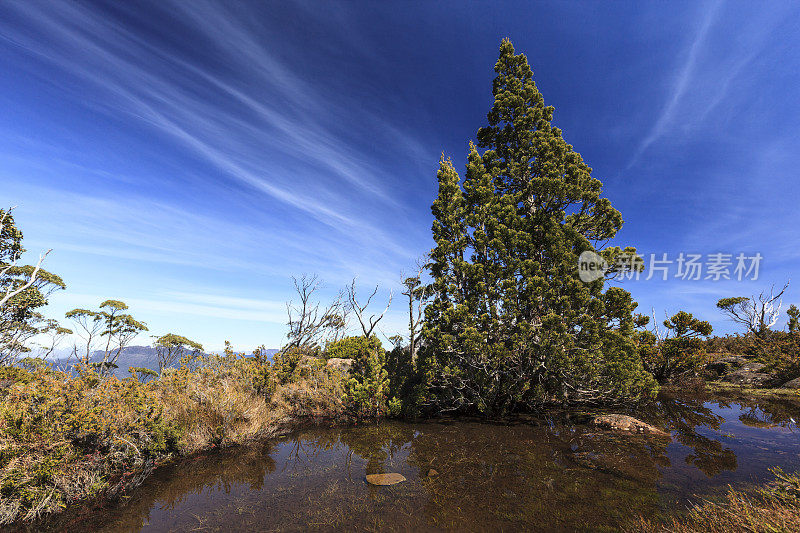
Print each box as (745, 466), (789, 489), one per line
(0, 347), (351, 525)
(630, 468), (800, 532)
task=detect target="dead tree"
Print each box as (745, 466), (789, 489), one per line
(284, 275), (346, 350)
(717, 282), (789, 337)
(346, 278), (392, 339)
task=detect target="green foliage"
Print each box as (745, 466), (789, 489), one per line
(129, 366), (158, 382)
(663, 311), (713, 338)
(639, 311), (713, 383)
(249, 345), (275, 399)
(1, 208), (66, 366)
(386, 345), (414, 399)
(787, 304), (799, 333)
(155, 333), (202, 351)
(326, 335), (375, 360)
(706, 330), (800, 383)
(271, 346), (311, 385)
(327, 336), (391, 417)
(421, 40), (655, 414)
(0, 365), (180, 522)
(387, 396), (402, 418)
(716, 296), (750, 310)
(715, 287), (788, 338)
(65, 300), (147, 373)
(154, 333), (203, 375)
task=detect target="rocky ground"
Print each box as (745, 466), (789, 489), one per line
(704, 353), (800, 391)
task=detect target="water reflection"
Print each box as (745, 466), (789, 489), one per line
(35, 393), (800, 532)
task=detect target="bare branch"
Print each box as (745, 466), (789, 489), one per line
(0, 249), (51, 308)
(347, 278), (393, 338)
(717, 281), (790, 336)
(284, 275), (346, 350)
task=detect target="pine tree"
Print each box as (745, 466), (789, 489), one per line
(421, 40), (655, 414)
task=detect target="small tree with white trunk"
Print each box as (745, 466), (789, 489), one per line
(0, 207), (66, 365)
(717, 282), (789, 338)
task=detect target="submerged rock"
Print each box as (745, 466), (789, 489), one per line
(591, 414), (670, 436)
(365, 473), (406, 485)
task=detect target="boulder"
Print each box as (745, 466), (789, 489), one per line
(365, 473), (406, 486)
(778, 377), (800, 389)
(705, 354), (749, 375)
(720, 362), (776, 387)
(326, 358), (353, 374)
(590, 414), (670, 436)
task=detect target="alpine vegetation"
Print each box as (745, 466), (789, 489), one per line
(420, 40), (655, 415)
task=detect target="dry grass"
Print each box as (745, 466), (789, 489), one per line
(630, 468), (800, 533)
(0, 352), (348, 526)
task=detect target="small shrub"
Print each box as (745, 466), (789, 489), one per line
(702, 330), (800, 383)
(637, 311), (712, 383)
(272, 347), (311, 384)
(0, 365), (179, 524)
(326, 335), (390, 418)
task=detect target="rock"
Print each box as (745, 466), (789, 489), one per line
(779, 377), (800, 389)
(591, 414), (670, 436)
(365, 473), (406, 486)
(738, 362), (766, 372)
(720, 363), (776, 387)
(326, 358), (353, 374)
(705, 354), (749, 375)
(426, 468), (439, 477)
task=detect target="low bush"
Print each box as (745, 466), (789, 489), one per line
(637, 311), (713, 384)
(0, 365), (178, 523)
(326, 335), (393, 418)
(0, 346), (352, 525)
(703, 331), (800, 383)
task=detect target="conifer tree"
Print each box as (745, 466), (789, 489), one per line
(421, 40), (655, 414)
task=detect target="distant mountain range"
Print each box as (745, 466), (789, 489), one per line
(48, 345), (279, 378)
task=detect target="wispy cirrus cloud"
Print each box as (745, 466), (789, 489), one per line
(0, 0), (414, 238)
(627, 1), (722, 168)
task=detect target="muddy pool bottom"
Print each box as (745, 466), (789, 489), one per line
(39, 392), (800, 532)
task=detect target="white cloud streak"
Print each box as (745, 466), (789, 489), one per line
(0, 0), (415, 246)
(627, 1), (721, 167)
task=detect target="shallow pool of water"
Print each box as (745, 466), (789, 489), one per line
(43, 392), (800, 532)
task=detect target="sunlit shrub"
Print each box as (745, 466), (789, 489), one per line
(702, 330), (800, 383)
(0, 365), (179, 524)
(0, 338), (377, 525)
(325, 335), (391, 418)
(637, 311), (712, 383)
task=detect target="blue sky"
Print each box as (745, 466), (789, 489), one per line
(1, 1), (799, 351)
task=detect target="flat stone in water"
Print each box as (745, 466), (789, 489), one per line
(591, 414), (670, 436)
(366, 473), (406, 485)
